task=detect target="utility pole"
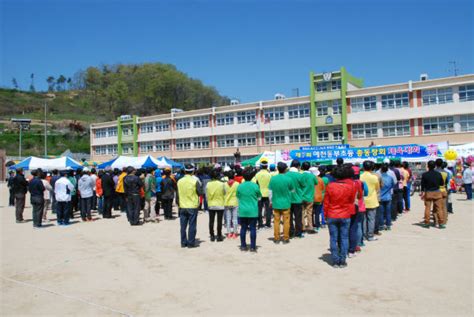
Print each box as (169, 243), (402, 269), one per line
(19, 125), (22, 159)
(449, 61), (459, 77)
(44, 102), (47, 157)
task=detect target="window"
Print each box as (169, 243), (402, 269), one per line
(175, 118), (191, 130)
(317, 129), (329, 142)
(140, 141), (154, 153)
(122, 144), (133, 154)
(237, 133), (256, 147)
(422, 88), (453, 105)
(288, 129), (310, 144)
(459, 85), (474, 102)
(95, 129), (107, 138)
(317, 101), (329, 117)
(331, 80), (341, 91)
(155, 140), (170, 152)
(423, 116), (454, 135)
(237, 111), (256, 124)
(316, 82), (328, 92)
(217, 135), (235, 148)
(332, 100), (342, 115)
(381, 93), (409, 110)
(176, 138), (191, 151)
(107, 127), (117, 137)
(122, 126), (133, 136)
(216, 156), (235, 166)
(460, 114), (474, 132)
(107, 144), (117, 155)
(94, 145), (107, 155)
(193, 116), (209, 128)
(351, 96), (377, 112)
(193, 137), (210, 149)
(140, 122), (154, 134)
(382, 120), (410, 137)
(333, 128), (343, 141)
(265, 131), (285, 145)
(288, 104), (310, 119)
(155, 121), (169, 132)
(216, 113), (234, 126)
(352, 123), (378, 139)
(264, 107), (285, 121)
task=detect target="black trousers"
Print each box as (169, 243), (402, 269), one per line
(154, 193), (162, 215)
(9, 189), (15, 206)
(209, 209), (224, 237)
(290, 203), (303, 237)
(113, 192), (120, 210)
(258, 197), (272, 227)
(80, 197), (92, 220)
(391, 190), (401, 220)
(56, 201), (70, 224)
(15, 194), (26, 221)
(119, 193), (128, 213)
(162, 199), (173, 219)
(31, 198), (44, 227)
(402, 186), (409, 210)
(103, 195), (113, 218)
(126, 194), (141, 225)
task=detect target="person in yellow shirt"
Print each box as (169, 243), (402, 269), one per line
(254, 159), (272, 229)
(206, 169), (226, 242)
(177, 164), (203, 248)
(115, 167), (128, 214)
(360, 161), (380, 241)
(224, 170), (240, 238)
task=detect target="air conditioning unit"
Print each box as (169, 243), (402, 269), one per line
(274, 93), (286, 100)
(230, 99), (240, 105)
(420, 74), (428, 81)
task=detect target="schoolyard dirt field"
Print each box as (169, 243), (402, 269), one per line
(0, 183), (472, 316)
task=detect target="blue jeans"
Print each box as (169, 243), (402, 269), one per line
(465, 183), (472, 200)
(327, 218), (350, 264)
(405, 182), (411, 210)
(349, 211), (363, 253)
(56, 201), (70, 224)
(180, 208), (198, 246)
(80, 197), (93, 220)
(240, 217), (257, 249)
(97, 196), (104, 215)
(363, 208), (376, 239)
(378, 200), (392, 229)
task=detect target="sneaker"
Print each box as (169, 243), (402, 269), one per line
(282, 240), (290, 245)
(355, 246), (362, 253)
(240, 246), (248, 252)
(216, 235), (224, 242)
(313, 228), (319, 233)
(249, 247), (257, 253)
(210, 236), (216, 242)
(226, 233), (232, 239)
(375, 231), (382, 236)
(348, 252), (357, 258)
(439, 224), (446, 229)
(339, 261), (348, 268)
(332, 263), (340, 269)
(273, 239), (280, 244)
(386, 226), (391, 231)
(421, 223), (430, 229)
(368, 237), (378, 241)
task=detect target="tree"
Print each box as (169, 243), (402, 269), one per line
(57, 75), (67, 91)
(67, 77), (72, 90)
(46, 76), (55, 92)
(12, 78), (19, 90)
(106, 80), (129, 114)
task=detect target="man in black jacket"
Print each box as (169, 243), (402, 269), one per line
(124, 166), (143, 225)
(11, 168), (29, 223)
(7, 171), (15, 207)
(29, 169), (46, 228)
(101, 167), (116, 218)
(161, 167), (177, 219)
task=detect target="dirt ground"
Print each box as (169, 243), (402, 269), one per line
(0, 183), (472, 316)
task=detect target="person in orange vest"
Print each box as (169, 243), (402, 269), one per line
(96, 170), (104, 215)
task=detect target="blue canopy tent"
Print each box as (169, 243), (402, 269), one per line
(157, 156), (183, 168)
(10, 156), (83, 171)
(97, 155), (169, 170)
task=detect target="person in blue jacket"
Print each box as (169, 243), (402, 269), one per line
(154, 168), (163, 216)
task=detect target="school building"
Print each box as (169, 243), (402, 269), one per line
(90, 68), (474, 165)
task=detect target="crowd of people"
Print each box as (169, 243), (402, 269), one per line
(6, 156), (471, 268)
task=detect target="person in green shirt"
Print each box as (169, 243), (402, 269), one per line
(206, 169), (226, 242)
(237, 167), (261, 252)
(301, 161), (318, 234)
(224, 170), (239, 238)
(255, 159), (273, 229)
(287, 160), (305, 238)
(268, 162), (294, 244)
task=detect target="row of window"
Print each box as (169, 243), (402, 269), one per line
(317, 128), (343, 142)
(316, 80), (341, 92)
(351, 85), (474, 113)
(351, 114), (474, 139)
(316, 100), (342, 116)
(95, 127), (118, 138)
(94, 144), (118, 155)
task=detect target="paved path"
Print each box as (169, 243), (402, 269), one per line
(0, 184), (472, 316)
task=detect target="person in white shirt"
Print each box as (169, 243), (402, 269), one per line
(90, 168), (98, 211)
(54, 171), (75, 225)
(78, 168), (95, 221)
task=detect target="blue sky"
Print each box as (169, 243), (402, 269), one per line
(1, 0), (472, 102)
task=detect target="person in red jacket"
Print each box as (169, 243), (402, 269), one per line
(323, 165), (357, 268)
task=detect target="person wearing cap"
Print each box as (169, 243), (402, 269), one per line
(287, 160), (305, 238)
(254, 159), (273, 229)
(101, 166), (116, 218)
(29, 169), (46, 228)
(301, 161), (318, 234)
(90, 168), (98, 211)
(50, 169), (60, 215)
(161, 167), (177, 219)
(116, 167), (128, 214)
(54, 170), (75, 225)
(124, 166), (144, 225)
(11, 168), (28, 223)
(360, 161), (380, 241)
(154, 168), (163, 216)
(237, 167), (261, 252)
(40, 171), (53, 222)
(268, 162), (294, 244)
(206, 168), (226, 242)
(67, 170), (78, 218)
(78, 167), (95, 221)
(144, 168), (157, 222)
(177, 164), (203, 247)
